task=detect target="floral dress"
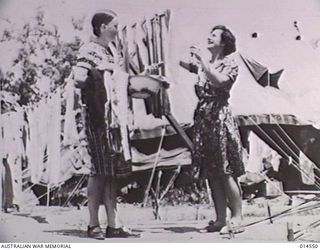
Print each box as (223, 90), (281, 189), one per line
(192, 56), (245, 179)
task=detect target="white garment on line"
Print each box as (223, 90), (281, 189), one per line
(299, 151), (316, 185)
(103, 68), (132, 161)
(46, 90), (62, 186)
(1, 109), (25, 205)
(246, 131), (281, 173)
(63, 73), (81, 147)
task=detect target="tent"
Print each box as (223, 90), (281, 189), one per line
(230, 53), (320, 192)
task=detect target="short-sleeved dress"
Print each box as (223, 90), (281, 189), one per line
(76, 41), (130, 177)
(192, 56), (245, 179)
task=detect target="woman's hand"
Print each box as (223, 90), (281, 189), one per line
(179, 60), (198, 74)
(190, 46), (203, 66)
(178, 46), (202, 74)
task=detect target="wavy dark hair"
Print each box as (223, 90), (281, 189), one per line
(211, 25), (236, 56)
(91, 10), (117, 37)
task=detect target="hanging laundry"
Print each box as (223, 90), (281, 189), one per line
(1, 158), (14, 211)
(63, 73), (82, 147)
(1, 109), (25, 206)
(27, 99), (51, 184)
(299, 152), (316, 185)
(246, 132), (265, 173)
(103, 67), (132, 161)
(46, 89), (62, 187)
(99, 42), (133, 162)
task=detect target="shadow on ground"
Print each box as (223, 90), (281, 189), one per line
(44, 229), (87, 238)
(44, 228), (144, 239)
(164, 226), (200, 233)
(13, 213), (48, 224)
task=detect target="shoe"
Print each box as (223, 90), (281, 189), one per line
(87, 225), (105, 240)
(200, 220), (225, 233)
(219, 220), (245, 235)
(105, 226), (140, 238)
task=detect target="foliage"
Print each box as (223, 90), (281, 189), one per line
(0, 8), (82, 106)
(163, 183), (209, 206)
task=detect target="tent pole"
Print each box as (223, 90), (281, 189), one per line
(205, 179), (213, 206)
(165, 113), (193, 151)
(46, 185), (50, 207)
(160, 165), (181, 200)
(142, 126), (166, 207)
(154, 170), (162, 220)
(266, 200), (273, 224)
(62, 174), (86, 207)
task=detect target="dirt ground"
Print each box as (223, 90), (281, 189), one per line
(0, 196), (319, 243)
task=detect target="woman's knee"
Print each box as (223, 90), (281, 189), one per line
(87, 176), (105, 195)
(208, 175), (224, 190)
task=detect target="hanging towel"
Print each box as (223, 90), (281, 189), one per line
(63, 73), (81, 147)
(299, 152), (316, 185)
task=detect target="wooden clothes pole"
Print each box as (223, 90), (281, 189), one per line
(266, 200), (273, 224)
(155, 11), (193, 151)
(205, 179), (213, 206)
(287, 222), (294, 241)
(159, 13), (169, 76)
(141, 20), (152, 65)
(155, 170), (162, 199)
(154, 170), (162, 219)
(46, 185), (50, 207)
(150, 19), (158, 65)
(145, 20), (154, 65)
(160, 165), (181, 200)
(165, 113), (193, 151)
(142, 126), (166, 207)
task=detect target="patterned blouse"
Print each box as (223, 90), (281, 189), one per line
(195, 57), (238, 112)
(77, 41), (114, 70)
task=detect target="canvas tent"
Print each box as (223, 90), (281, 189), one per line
(230, 53), (320, 192)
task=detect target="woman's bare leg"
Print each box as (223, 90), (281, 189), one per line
(224, 175), (242, 220)
(103, 176), (121, 228)
(209, 177), (227, 226)
(87, 175), (105, 227)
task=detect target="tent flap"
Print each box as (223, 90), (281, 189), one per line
(235, 114), (305, 127)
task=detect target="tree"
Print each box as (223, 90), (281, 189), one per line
(0, 8), (82, 106)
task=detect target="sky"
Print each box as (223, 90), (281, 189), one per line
(1, 0), (320, 124)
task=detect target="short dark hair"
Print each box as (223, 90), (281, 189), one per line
(211, 25), (236, 56)
(91, 11), (116, 37)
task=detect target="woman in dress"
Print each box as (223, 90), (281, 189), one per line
(180, 25), (245, 234)
(73, 10), (138, 239)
